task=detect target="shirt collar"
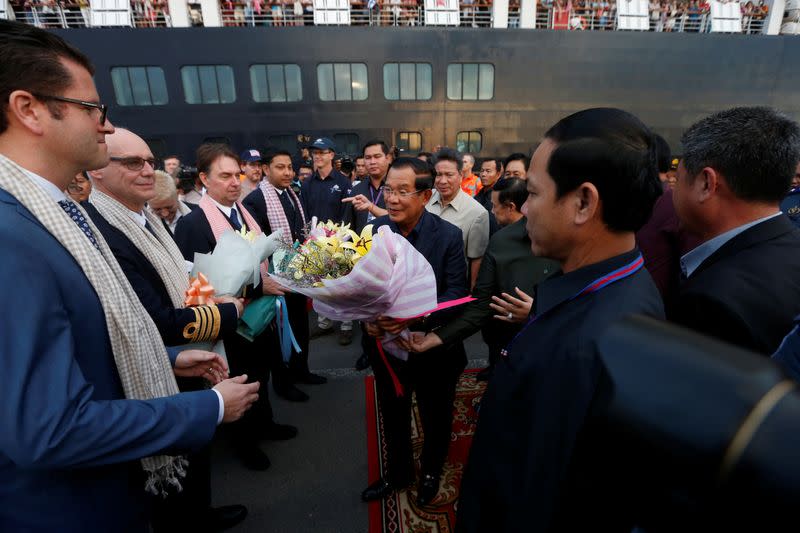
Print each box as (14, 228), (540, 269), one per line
(535, 248), (642, 317)
(21, 168), (68, 203)
(208, 195), (237, 218)
(126, 208), (147, 228)
(680, 212), (782, 278)
(431, 189), (467, 211)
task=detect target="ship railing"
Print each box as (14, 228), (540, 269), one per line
(534, 5), (619, 30)
(349, 1), (424, 26)
(13, 4), (90, 28)
(130, 0), (171, 26)
(220, 2), (310, 26)
(459, 2), (493, 27)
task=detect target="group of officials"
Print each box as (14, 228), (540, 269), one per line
(6, 18), (800, 533)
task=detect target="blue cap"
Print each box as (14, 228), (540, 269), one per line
(240, 149), (262, 163)
(309, 137), (337, 152)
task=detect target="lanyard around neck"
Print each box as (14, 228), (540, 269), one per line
(500, 253), (644, 358)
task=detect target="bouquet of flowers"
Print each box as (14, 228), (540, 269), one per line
(271, 219), (440, 360)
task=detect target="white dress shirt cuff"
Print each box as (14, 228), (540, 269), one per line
(212, 388), (225, 425)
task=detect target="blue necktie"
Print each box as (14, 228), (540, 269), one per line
(58, 199), (99, 249)
(229, 207), (242, 231)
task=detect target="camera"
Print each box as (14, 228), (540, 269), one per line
(176, 165), (199, 195)
(339, 157), (355, 175)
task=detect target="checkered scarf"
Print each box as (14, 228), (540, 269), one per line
(0, 155), (187, 496)
(90, 188), (188, 308)
(258, 180), (306, 244)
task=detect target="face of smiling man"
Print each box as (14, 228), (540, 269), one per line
(90, 128), (156, 213)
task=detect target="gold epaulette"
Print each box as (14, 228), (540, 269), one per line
(182, 304), (222, 343)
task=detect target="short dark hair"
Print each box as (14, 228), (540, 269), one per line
(389, 157), (435, 191)
(433, 147), (463, 172)
(299, 162), (313, 171)
(653, 134), (671, 174)
(164, 154), (181, 162)
(262, 148), (292, 166)
(493, 177), (528, 212)
(681, 107), (800, 203)
(417, 151), (432, 161)
(545, 107), (662, 233)
(504, 153), (529, 172)
(480, 157), (504, 173)
(0, 20), (94, 134)
(362, 139), (390, 157)
(196, 143), (239, 175)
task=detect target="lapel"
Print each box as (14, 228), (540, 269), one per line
(692, 215), (796, 279)
(0, 188), (48, 229)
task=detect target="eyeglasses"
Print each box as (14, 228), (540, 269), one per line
(109, 156), (157, 171)
(33, 93), (108, 125)
(381, 187), (426, 198)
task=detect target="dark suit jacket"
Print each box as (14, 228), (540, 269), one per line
(671, 214), (800, 354)
(0, 188), (218, 532)
(435, 218), (558, 348)
(84, 203), (238, 347)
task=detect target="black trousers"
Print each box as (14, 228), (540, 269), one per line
(367, 336), (466, 486)
(224, 328), (274, 445)
(286, 292), (311, 378)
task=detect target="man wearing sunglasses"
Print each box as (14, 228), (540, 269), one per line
(0, 20), (258, 532)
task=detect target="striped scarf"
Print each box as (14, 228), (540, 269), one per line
(0, 155), (186, 496)
(258, 180), (306, 244)
(90, 188), (188, 308)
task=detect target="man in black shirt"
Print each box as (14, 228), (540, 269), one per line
(473, 156), (504, 236)
(361, 158), (468, 508)
(342, 139), (392, 356)
(457, 108), (665, 533)
(300, 137), (354, 342)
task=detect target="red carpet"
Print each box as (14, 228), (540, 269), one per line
(366, 370), (486, 533)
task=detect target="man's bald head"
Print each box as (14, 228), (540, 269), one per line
(89, 127), (157, 213)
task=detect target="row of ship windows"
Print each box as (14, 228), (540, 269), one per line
(109, 63), (495, 106)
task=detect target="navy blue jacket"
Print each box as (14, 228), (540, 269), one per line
(0, 188), (218, 532)
(299, 169), (352, 224)
(84, 203), (238, 346)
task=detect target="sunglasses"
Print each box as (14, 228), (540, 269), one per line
(109, 156), (157, 171)
(33, 93), (109, 125)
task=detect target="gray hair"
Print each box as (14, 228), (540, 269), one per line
(432, 147), (463, 172)
(681, 107), (800, 203)
(152, 170), (178, 202)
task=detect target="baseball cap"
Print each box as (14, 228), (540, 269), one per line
(240, 149), (262, 163)
(309, 137), (337, 152)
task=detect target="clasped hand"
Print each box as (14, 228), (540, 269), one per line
(174, 349), (229, 384)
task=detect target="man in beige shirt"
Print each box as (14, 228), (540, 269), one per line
(427, 147), (490, 288)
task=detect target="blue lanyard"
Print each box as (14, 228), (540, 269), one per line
(500, 254), (644, 358)
(369, 183), (383, 206)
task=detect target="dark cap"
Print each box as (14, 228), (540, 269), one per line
(240, 149), (262, 163)
(309, 137), (337, 152)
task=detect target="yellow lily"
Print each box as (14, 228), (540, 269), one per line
(340, 224), (373, 257)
